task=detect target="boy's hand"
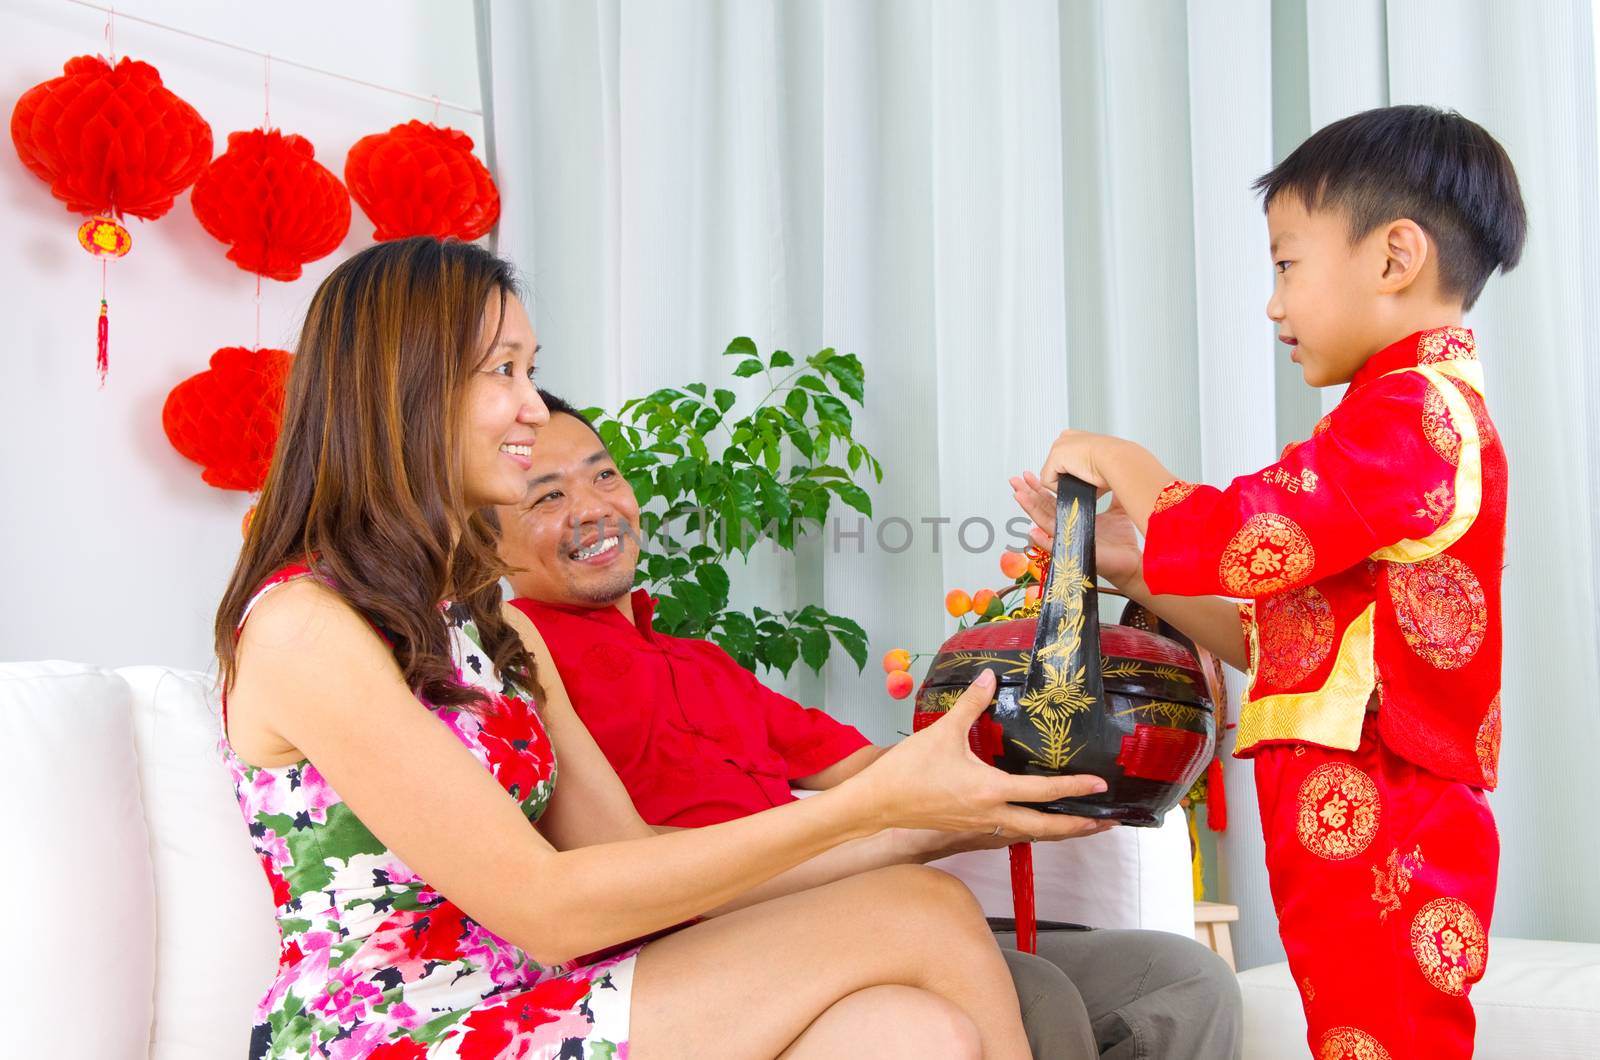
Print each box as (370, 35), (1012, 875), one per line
(1037, 429), (1109, 491)
(1009, 472), (1143, 588)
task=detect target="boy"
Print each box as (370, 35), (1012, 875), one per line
(1012, 105), (1525, 1058)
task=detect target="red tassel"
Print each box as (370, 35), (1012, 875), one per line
(1206, 754), (1228, 832)
(96, 298), (109, 386)
(1009, 842), (1036, 954)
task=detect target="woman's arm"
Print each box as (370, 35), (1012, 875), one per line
(513, 606), (1106, 915)
(235, 580), (1107, 968)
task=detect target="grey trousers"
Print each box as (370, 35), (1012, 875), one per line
(997, 927), (1243, 1060)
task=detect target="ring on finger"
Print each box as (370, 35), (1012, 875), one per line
(989, 825), (1004, 838)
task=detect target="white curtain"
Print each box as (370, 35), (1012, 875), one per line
(478, 0), (1600, 970)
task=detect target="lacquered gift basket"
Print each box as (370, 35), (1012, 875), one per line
(911, 477), (1224, 948)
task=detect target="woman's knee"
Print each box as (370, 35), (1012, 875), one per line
(813, 985), (982, 1060)
(869, 863), (986, 921)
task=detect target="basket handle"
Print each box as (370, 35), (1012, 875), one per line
(1018, 476), (1106, 753)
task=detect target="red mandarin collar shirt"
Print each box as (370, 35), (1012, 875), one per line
(1143, 327), (1505, 788)
(510, 590), (871, 826)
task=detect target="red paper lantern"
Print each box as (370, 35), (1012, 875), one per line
(11, 54), (212, 383)
(191, 128), (351, 282)
(10, 55), (212, 220)
(163, 346), (293, 492)
(345, 120), (500, 241)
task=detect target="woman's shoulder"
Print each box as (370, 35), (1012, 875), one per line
(238, 575), (392, 671)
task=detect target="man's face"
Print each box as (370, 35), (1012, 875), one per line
(497, 412), (641, 608)
(1264, 194), (1392, 387)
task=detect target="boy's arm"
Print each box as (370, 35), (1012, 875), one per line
(1115, 570), (1251, 672)
(1013, 472), (1248, 669)
(1033, 371), (1473, 600)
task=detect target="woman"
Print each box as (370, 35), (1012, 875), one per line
(218, 237), (1109, 1059)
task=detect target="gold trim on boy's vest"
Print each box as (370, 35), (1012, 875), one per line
(1234, 603), (1377, 755)
(1369, 361), (1485, 564)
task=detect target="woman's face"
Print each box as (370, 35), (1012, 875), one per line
(461, 292), (549, 509)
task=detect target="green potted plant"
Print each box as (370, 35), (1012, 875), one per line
(585, 338), (882, 678)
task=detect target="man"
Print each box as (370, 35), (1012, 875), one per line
(497, 391), (1243, 1059)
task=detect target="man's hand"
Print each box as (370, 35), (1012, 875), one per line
(1009, 472), (1144, 589)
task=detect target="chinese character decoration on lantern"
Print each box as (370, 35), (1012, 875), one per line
(162, 345), (293, 502)
(9, 55), (213, 384)
(344, 120), (500, 241)
(190, 128), (351, 281)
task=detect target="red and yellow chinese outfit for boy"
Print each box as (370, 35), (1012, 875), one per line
(1142, 327), (1504, 1060)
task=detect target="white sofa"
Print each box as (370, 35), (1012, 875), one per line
(1238, 938), (1600, 1059)
(0, 659), (1196, 1059)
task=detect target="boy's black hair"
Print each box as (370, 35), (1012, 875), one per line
(1254, 105), (1526, 310)
(538, 389), (604, 442)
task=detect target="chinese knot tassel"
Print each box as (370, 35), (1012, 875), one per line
(1010, 842), (1036, 954)
(97, 298), (109, 386)
(1206, 754), (1228, 831)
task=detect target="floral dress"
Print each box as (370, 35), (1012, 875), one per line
(224, 568), (638, 1059)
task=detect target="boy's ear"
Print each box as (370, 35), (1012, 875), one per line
(1377, 218), (1430, 294)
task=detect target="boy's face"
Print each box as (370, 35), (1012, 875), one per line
(1264, 194), (1392, 387)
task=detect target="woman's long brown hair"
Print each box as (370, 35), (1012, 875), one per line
(215, 237), (538, 709)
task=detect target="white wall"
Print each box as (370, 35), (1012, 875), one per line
(0, 0), (482, 669)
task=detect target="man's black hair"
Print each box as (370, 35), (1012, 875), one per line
(539, 389), (604, 442)
(1254, 105), (1526, 310)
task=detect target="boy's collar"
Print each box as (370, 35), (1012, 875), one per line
(1348, 326), (1476, 392)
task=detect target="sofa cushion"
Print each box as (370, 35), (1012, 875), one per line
(1238, 937), (1600, 1059)
(122, 666), (281, 1060)
(0, 661), (157, 1059)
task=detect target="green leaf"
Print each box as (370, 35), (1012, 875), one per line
(796, 374), (830, 394)
(759, 421), (782, 473)
(694, 407), (723, 435)
(821, 352), (865, 403)
(832, 481), (873, 516)
(784, 389), (809, 419)
(847, 444), (863, 473)
(811, 392), (852, 429)
(757, 476), (792, 546)
(769, 349), (795, 368)
(675, 580), (711, 615)
(829, 623), (869, 671)
(725, 336), (759, 357)
(766, 632), (800, 676)
(684, 382), (708, 398)
(653, 594), (688, 635)
(799, 628), (831, 672)
(712, 611), (759, 670)
(694, 563), (731, 609)
(786, 427), (814, 461)
(733, 359), (765, 378)
(713, 388), (737, 413)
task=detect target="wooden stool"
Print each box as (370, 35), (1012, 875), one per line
(1193, 900), (1240, 971)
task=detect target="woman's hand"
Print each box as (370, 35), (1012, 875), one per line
(852, 669), (1112, 843)
(1009, 471), (1144, 589)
